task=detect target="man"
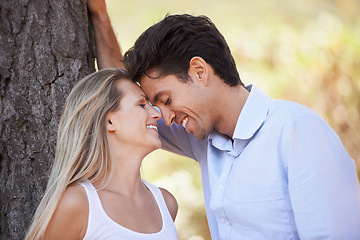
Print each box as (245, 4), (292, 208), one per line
(88, 1), (360, 239)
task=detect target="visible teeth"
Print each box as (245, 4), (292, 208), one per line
(182, 117), (188, 128)
(146, 125), (158, 130)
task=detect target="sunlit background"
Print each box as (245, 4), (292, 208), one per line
(106, 0), (360, 239)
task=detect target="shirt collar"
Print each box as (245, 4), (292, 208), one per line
(208, 84), (271, 151)
(233, 84), (270, 140)
(208, 131), (233, 151)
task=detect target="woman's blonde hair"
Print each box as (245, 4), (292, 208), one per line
(26, 68), (131, 240)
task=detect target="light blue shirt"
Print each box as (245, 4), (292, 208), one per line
(158, 85), (360, 240)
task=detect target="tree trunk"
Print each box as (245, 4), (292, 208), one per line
(0, 0), (95, 239)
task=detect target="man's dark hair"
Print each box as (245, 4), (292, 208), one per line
(124, 14), (243, 87)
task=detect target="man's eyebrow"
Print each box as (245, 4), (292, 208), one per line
(153, 91), (167, 104)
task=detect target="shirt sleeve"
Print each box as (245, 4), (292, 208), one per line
(157, 117), (202, 161)
(286, 116), (360, 239)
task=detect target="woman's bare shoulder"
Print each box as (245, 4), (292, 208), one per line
(44, 183), (88, 239)
(159, 187), (178, 221)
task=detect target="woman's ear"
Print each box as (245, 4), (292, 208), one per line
(106, 115), (116, 132)
(189, 56), (208, 87)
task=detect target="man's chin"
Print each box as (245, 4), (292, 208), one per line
(192, 131), (210, 141)
(195, 136), (206, 141)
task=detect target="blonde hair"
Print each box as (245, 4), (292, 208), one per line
(26, 68), (131, 240)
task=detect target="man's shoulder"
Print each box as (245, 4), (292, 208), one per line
(269, 99), (321, 121)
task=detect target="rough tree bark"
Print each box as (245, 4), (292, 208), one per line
(0, 0), (95, 239)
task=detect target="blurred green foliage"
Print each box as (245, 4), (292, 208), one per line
(107, 0), (360, 239)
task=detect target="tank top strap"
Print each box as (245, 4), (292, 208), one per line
(80, 179), (103, 208)
(79, 180), (105, 239)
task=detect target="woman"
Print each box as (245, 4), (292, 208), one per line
(25, 68), (178, 240)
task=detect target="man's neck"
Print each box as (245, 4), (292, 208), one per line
(214, 84), (249, 138)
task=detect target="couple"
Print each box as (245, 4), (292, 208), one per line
(26, 0), (360, 239)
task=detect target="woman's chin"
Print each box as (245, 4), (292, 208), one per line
(151, 140), (162, 151)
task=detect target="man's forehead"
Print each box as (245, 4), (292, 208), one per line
(139, 69), (167, 88)
(138, 75), (160, 101)
(139, 69), (160, 86)
(139, 72), (173, 104)
(144, 69), (162, 79)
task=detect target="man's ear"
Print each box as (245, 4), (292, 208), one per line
(106, 114), (116, 132)
(189, 56), (208, 87)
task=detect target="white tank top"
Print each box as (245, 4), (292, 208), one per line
(80, 180), (178, 240)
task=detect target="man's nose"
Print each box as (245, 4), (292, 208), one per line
(161, 108), (176, 127)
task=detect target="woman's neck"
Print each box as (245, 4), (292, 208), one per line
(93, 149), (145, 199)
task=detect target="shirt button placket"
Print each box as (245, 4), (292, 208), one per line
(214, 152), (234, 240)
